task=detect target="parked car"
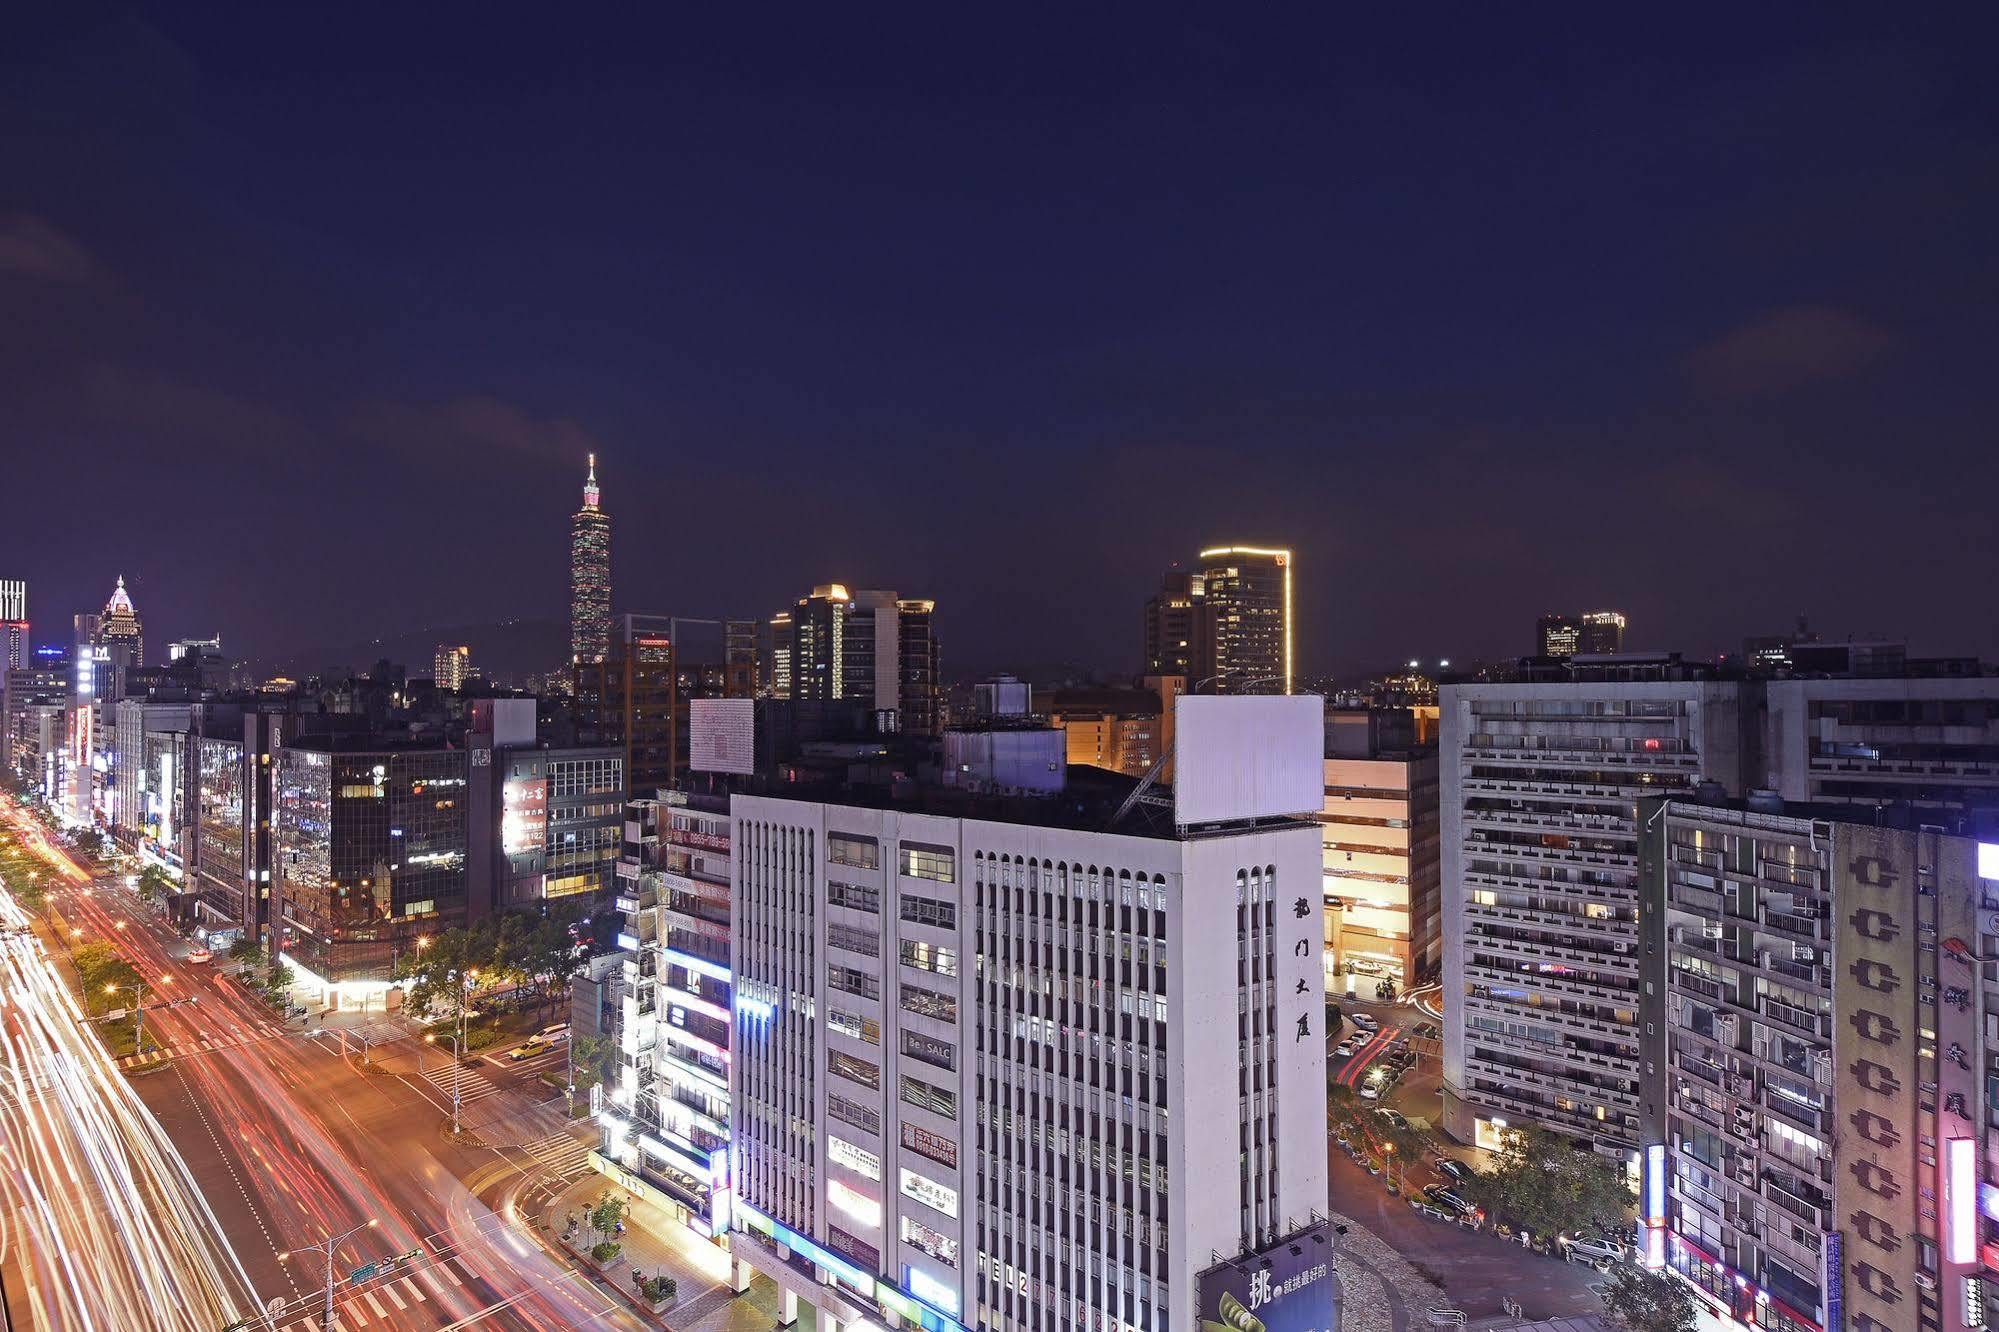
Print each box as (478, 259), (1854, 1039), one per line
(1566, 1248), (1612, 1272)
(1350, 1012), (1379, 1031)
(1424, 1185), (1475, 1216)
(1359, 1084), (1379, 1101)
(1436, 1158), (1472, 1182)
(1334, 1040), (1357, 1058)
(1374, 1107), (1409, 1129)
(538, 1023), (571, 1042)
(1563, 1234), (1629, 1263)
(1414, 1022), (1439, 1039)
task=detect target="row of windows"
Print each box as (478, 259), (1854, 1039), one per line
(902, 939), (958, 976)
(902, 1074), (957, 1119)
(829, 880), (879, 912)
(829, 922), (880, 958)
(900, 892), (958, 930)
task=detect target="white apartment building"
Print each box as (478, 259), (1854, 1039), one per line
(1441, 676), (1751, 1156)
(725, 774), (1329, 1329)
(598, 793), (737, 1241)
(1763, 676), (1999, 810)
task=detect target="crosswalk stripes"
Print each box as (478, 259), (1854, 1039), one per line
(270, 1261), (469, 1331)
(422, 1062), (500, 1105)
(520, 1131), (594, 1179)
(116, 1021), (288, 1067)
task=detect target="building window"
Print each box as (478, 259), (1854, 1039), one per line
(901, 842), (956, 884)
(900, 1074), (957, 1120)
(900, 939), (957, 977)
(829, 922), (881, 958)
(900, 982), (957, 1023)
(827, 1007), (881, 1046)
(830, 833), (880, 870)
(828, 1092), (881, 1136)
(829, 966), (881, 1001)
(899, 893), (957, 930)
(901, 1214), (960, 1268)
(829, 1050), (881, 1090)
(829, 880), (880, 913)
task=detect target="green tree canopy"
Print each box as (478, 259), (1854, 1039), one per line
(1601, 1264), (1697, 1332)
(1461, 1124), (1634, 1239)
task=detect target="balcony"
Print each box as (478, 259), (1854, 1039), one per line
(1762, 1176), (1827, 1228)
(1762, 912), (1824, 941)
(1762, 997), (1828, 1039)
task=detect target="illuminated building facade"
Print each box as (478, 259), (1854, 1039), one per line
(96, 575), (144, 666)
(776, 586), (944, 736)
(570, 453), (612, 666)
(433, 643), (471, 691)
(597, 792), (737, 1241)
(721, 786), (1326, 1332)
(1581, 610), (1627, 655)
(466, 699), (626, 910)
(1441, 674), (1752, 1156)
(1196, 546), (1292, 693)
(273, 739), (468, 993)
(1637, 797), (1996, 1332)
(111, 699), (189, 851)
(1537, 613), (1581, 659)
(576, 616), (677, 795)
(1320, 709), (1440, 991)
(1, 577), (26, 672)
(1042, 678), (1182, 779)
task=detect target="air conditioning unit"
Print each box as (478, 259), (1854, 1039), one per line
(1814, 1052), (1833, 1086)
(1792, 943), (1816, 962)
(1915, 1272), (1938, 1293)
(1613, 942), (1631, 954)
(1703, 924), (1724, 940)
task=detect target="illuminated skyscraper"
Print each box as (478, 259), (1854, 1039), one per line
(433, 644), (471, 691)
(0, 578), (25, 672)
(1536, 613), (1580, 658)
(1197, 545), (1293, 693)
(1580, 609), (1626, 654)
(97, 575), (144, 666)
(569, 453), (612, 666)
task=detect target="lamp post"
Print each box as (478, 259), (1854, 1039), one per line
(277, 1217), (379, 1332)
(106, 979), (146, 1052)
(446, 965), (476, 1135)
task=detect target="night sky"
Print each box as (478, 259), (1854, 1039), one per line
(3, 8), (1996, 679)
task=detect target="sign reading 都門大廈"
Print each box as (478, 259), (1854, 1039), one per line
(1196, 1222), (1336, 1332)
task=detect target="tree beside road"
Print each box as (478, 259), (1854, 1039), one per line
(1601, 1264), (1697, 1332)
(1461, 1124), (1634, 1242)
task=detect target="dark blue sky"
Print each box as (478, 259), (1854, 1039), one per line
(3, 7), (1996, 677)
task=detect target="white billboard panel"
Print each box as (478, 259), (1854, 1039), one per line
(1172, 694), (1323, 824)
(690, 698), (755, 775)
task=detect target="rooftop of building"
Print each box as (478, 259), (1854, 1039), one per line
(1652, 789), (1999, 839)
(731, 762), (1315, 841)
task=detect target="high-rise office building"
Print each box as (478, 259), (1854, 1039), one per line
(1, 578), (26, 672)
(776, 586), (943, 735)
(1142, 569), (1207, 679)
(570, 453), (612, 666)
(575, 616), (677, 796)
(720, 767), (1329, 1332)
(725, 619), (760, 698)
(1536, 613), (1581, 659)
(1442, 663), (1999, 1159)
(1441, 668), (1754, 1155)
(97, 575), (144, 666)
(465, 698), (625, 909)
(1321, 708), (1440, 992)
(1580, 610), (1627, 655)
(273, 737), (469, 992)
(1197, 546), (1293, 693)
(767, 610), (795, 700)
(433, 644), (471, 691)
(1637, 795), (1995, 1332)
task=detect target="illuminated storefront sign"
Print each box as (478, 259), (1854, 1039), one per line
(501, 777), (548, 854)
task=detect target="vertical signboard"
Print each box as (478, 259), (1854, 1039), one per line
(1832, 825), (1920, 1332)
(1196, 1222), (1336, 1332)
(502, 777), (548, 855)
(1935, 836), (1983, 1332)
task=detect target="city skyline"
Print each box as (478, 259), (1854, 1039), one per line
(5, 11), (1997, 677)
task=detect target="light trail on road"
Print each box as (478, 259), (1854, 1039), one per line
(0, 885), (269, 1332)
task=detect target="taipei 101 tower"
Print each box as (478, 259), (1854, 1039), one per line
(569, 453), (611, 665)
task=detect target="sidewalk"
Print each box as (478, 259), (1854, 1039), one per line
(539, 1169), (826, 1331)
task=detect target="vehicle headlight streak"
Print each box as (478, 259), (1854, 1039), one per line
(0, 888), (267, 1332)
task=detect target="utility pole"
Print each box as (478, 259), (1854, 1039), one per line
(276, 1218), (377, 1332)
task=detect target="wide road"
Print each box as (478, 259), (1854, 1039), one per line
(4, 800), (647, 1332)
(0, 884), (267, 1331)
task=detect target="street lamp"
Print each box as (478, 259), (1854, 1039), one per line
(278, 1217), (379, 1332)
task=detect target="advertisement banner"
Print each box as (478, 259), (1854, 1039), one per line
(502, 777), (548, 855)
(1196, 1222), (1336, 1332)
(689, 698), (755, 776)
